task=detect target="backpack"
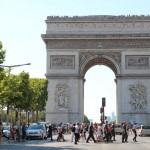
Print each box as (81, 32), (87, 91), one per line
(72, 126), (75, 132)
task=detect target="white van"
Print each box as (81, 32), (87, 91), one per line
(137, 125), (150, 136)
(115, 124), (122, 135)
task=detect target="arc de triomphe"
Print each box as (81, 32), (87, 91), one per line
(42, 15), (150, 124)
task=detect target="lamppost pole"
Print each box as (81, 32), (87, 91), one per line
(0, 63), (31, 69)
(0, 63), (31, 125)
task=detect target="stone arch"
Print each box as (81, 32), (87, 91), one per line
(80, 54), (120, 76)
(43, 15), (150, 125)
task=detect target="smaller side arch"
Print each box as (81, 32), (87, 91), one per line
(80, 54), (121, 76)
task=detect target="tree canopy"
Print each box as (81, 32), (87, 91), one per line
(0, 41), (6, 80)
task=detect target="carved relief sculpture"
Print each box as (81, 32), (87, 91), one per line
(54, 84), (70, 111)
(126, 55), (149, 69)
(51, 55), (75, 69)
(129, 82), (148, 110)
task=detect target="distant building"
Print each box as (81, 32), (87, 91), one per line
(111, 111), (116, 121)
(106, 116), (111, 123)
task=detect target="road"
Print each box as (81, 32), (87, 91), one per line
(0, 133), (150, 150)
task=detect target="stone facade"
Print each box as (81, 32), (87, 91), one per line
(42, 15), (150, 124)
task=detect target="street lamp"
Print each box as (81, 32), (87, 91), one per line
(0, 63), (31, 68)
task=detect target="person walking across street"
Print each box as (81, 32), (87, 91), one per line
(48, 124), (53, 141)
(0, 122), (3, 144)
(122, 122), (128, 143)
(71, 123), (75, 142)
(112, 122), (116, 141)
(103, 121), (109, 142)
(57, 123), (65, 142)
(86, 122), (96, 143)
(22, 122), (26, 141)
(74, 123), (80, 144)
(132, 123), (138, 142)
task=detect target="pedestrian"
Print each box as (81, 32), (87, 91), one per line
(0, 122), (3, 144)
(132, 123), (138, 142)
(103, 121), (109, 142)
(18, 123), (23, 142)
(74, 123), (80, 144)
(48, 124), (53, 141)
(108, 123), (112, 141)
(71, 123), (75, 142)
(93, 122), (98, 141)
(122, 122), (128, 143)
(112, 122), (116, 141)
(86, 122), (96, 143)
(79, 123), (85, 141)
(22, 122), (26, 141)
(97, 123), (103, 142)
(57, 123), (65, 142)
(10, 123), (17, 142)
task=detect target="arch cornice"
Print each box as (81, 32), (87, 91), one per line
(79, 52), (121, 76)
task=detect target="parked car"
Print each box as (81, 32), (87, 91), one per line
(26, 123), (47, 140)
(137, 125), (150, 136)
(3, 125), (18, 138)
(115, 124), (122, 135)
(3, 126), (11, 138)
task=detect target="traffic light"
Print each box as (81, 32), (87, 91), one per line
(102, 97), (106, 107)
(100, 107), (104, 113)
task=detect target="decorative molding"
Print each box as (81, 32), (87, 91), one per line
(46, 15), (150, 21)
(42, 33), (150, 39)
(126, 55), (150, 69)
(129, 82), (148, 110)
(45, 39), (150, 49)
(54, 84), (70, 111)
(50, 55), (75, 69)
(79, 52), (121, 66)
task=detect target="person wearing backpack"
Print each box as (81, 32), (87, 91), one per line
(71, 123), (75, 142)
(86, 122), (96, 143)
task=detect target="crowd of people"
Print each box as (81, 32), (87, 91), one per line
(0, 122), (27, 143)
(54, 121), (139, 145)
(0, 121), (138, 145)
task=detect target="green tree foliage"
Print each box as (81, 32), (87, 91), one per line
(0, 69), (23, 124)
(84, 114), (90, 124)
(15, 71), (30, 110)
(29, 78), (48, 122)
(29, 78), (48, 111)
(0, 70), (21, 107)
(0, 41), (6, 80)
(0, 41), (5, 64)
(0, 71), (30, 109)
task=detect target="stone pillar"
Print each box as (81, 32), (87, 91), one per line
(46, 76), (84, 124)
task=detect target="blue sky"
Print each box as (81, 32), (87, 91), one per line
(0, 0), (150, 122)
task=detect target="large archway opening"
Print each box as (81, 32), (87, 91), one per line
(84, 65), (116, 123)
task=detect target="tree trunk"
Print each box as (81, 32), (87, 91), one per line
(36, 110), (38, 123)
(26, 111), (28, 125)
(6, 105), (10, 126)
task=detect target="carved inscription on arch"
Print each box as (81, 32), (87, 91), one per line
(126, 55), (150, 69)
(50, 55), (75, 69)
